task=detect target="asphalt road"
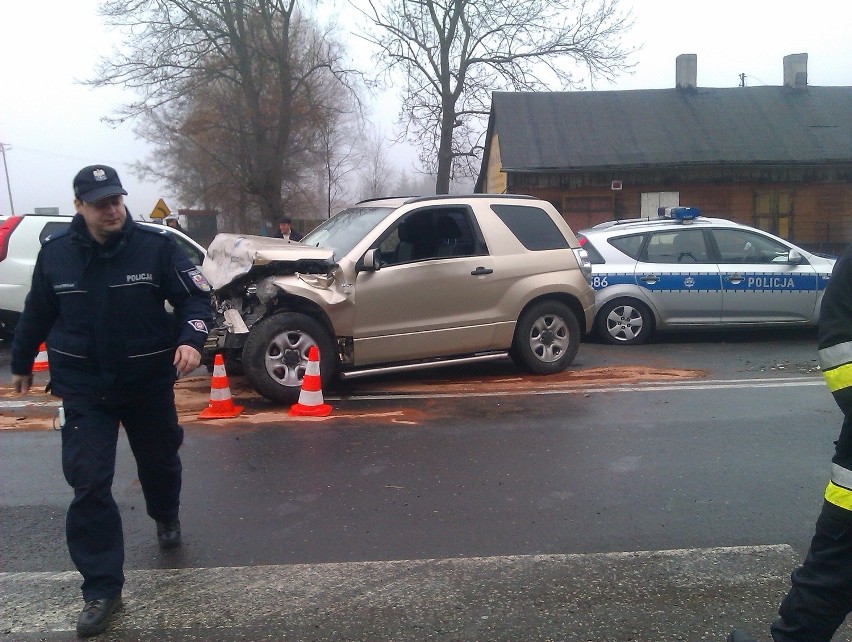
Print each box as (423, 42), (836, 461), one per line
(3, 328), (851, 641)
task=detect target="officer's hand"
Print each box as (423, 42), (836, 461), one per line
(174, 345), (202, 377)
(12, 374), (33, 395)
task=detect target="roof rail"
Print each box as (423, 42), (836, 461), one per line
(355, 193), (541, 207)
(592, 217), (654, 229)
(592, 215), (710, 230)
(354, 196), (419, 205)
(404, 193), (539, 204)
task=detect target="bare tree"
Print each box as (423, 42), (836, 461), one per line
(312, 64), (364, 218)
(132, 92), (255, 230)
(90, 0), (360, 226)
(357, 129), (396, 200)
(356, 0), (635, 194)
(394, 169), (436, 197)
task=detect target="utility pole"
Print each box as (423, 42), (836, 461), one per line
(0, 142), (14, 215)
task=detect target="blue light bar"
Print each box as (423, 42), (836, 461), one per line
(657, 206), (700, 221)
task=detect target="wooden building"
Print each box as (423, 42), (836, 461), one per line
(475, 54), (852, 254)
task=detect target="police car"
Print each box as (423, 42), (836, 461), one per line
(577, 207), (837, 345)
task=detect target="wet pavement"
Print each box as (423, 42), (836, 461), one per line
(4, 329), (848, 641)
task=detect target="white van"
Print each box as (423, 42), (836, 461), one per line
(0, 213), (206, 340)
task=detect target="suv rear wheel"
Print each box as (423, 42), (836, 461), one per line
(510, 301), (580, 375)
(242, 312), (336, 405)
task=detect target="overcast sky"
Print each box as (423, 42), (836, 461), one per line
(1, 0), (850, 219)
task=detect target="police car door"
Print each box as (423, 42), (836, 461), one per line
(711, 228), (818, 322)
(638, 228), (721, 324)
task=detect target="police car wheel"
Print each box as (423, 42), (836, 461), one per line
(510, 301), (580, 375)
(597, 298), (654, 345)
(242, 312), (336, 405)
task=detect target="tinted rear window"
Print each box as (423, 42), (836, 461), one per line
(490, 204), (569, 251)
(609, 234), (646, 260)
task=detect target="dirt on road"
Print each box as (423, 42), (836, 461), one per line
(0, 364), (704, 432)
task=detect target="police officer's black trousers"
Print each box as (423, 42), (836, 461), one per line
(771, 504), (852, 641)
(60, 390), (183, 601)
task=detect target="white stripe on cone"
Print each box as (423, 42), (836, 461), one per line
(296, 388), (325, 406)
(209, 387), (233, 401)
(305, 359), (320, 377)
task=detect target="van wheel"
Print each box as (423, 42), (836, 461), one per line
(597, 298), (654, 345)
(510, 301), (580, 375)
(0, 317), (17, 342)
(242, 312), (336, 405)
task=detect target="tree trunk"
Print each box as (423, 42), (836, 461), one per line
(435, 109), (455, 194)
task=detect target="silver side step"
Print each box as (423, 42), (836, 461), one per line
(337, 352), (509, 381)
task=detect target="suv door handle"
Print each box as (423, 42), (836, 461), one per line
(471, 267), (493, 276)
(726, 273), (744, 284)
(639, 274), (659, 284)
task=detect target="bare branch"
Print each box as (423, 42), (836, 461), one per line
(354, 0), (636, 193)
(90, 0), (365, 227)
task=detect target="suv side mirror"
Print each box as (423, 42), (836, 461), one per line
(361, 248), (381, 271)
(787, 249), (804, 264)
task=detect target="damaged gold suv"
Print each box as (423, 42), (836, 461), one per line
(202, 194), (595, 404)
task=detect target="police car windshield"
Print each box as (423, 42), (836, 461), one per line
(301, 207), (394, 259)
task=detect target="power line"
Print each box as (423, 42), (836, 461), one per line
(739, 73), (770, 87)
(1, 143), (124, 164)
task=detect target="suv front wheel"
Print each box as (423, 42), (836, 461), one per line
(510, 301), (580, 375)
(242, 312), (336, 405)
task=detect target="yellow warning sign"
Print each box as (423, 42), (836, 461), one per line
(150, 198), (171, 219)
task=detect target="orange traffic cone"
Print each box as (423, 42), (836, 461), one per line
(289, 346), (332, 417)
(198, 354), (244, 419)
(32, 343), (49, 372)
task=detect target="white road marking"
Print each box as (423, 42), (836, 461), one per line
(0, 400), (61, 409)
(329, 376), (825, 401)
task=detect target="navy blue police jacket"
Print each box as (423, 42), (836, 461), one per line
(11, 213), (213, 400)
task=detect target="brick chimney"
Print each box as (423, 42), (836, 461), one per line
(676, 54), (697, 90)
(784, 53), (808, 89)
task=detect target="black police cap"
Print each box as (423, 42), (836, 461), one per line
(73, 165), (128, 203)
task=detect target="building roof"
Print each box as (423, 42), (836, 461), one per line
(486, 86), (852, 173)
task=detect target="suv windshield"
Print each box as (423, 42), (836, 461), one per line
(301, 207), (394, 259)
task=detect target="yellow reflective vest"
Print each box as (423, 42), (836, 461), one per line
(819, 245), (852, 513)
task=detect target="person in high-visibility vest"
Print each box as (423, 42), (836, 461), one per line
(730, 244), (852, 641)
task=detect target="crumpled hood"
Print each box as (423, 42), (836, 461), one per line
(202, 233), (335, 290)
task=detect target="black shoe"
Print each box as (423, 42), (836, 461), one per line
(727, 630), (757, 642)
(157, 519), (181, 549)
(76, 594), (122, 637)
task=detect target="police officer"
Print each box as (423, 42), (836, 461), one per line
(10, 165), (212, 637)
(729, 243), (852, 642)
